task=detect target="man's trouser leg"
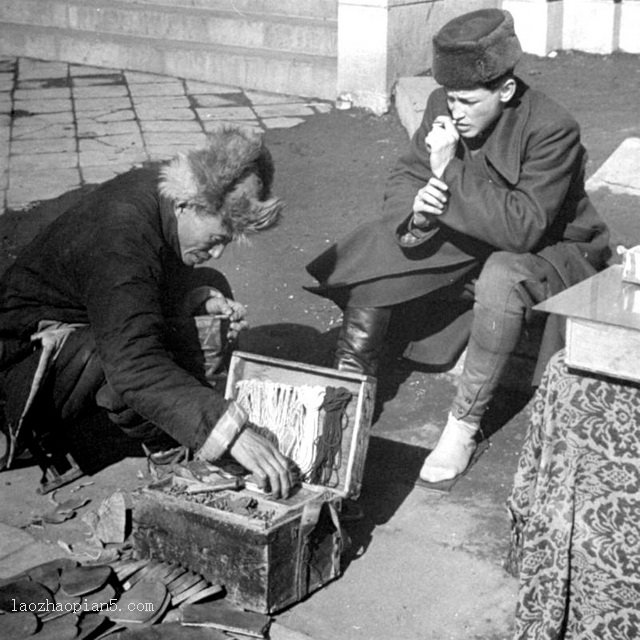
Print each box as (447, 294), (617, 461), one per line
(420, 251), (559, 483)
(48, 326), (105, 424)
(0, 326), (104, 486)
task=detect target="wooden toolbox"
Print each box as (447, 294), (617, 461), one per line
(132, 351), (376, 613)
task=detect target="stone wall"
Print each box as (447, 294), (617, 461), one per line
(503, 0), (640, 56)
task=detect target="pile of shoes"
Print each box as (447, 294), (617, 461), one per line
(0, 558), (120, 639)
(0, 556), (271, 639)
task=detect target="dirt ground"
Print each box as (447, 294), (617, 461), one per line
(2, 51), (639, 343)
(1, 50), (640, 640)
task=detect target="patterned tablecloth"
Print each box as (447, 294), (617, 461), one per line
(507, 349), (640, 639)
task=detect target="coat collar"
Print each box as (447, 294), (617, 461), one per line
(477, 78), (530, 185)
(158, 186), (182, 258)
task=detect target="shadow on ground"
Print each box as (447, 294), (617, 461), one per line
(238, 323), (338, 368)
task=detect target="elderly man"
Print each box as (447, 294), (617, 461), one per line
(0, 125), (294, 497)
(306, 9), (610, 483)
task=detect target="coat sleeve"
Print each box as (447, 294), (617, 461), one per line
(438, 117), (584, 253)
(381, 92), (441, 220)
(80, 211), (228, 451)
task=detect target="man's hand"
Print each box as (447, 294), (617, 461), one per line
(412, 177), (449, 226)
(425, 116), (459, 178)
(229, 427), (294, 499)
(183, 287), (248, 341)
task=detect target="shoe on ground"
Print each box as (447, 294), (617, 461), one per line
(419, 413), (477, 483)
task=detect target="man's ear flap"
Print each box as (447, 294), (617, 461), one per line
(499, 78), (517, 104)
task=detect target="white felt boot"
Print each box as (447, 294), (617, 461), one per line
(419, 413), (478, 483)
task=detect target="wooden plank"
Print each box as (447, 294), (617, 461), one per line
(343, 376), (375, 499)
(226, 351), (372, 385)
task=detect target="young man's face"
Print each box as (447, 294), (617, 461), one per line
(175, 205), (231, 266)
(445, 80), (514, 140)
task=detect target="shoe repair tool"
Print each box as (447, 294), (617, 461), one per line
(182, 477), (244, 494)
(26, 430), (84, 495)
(172, 463), (245, 494)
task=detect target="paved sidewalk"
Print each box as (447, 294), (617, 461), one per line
(0, 56), (332, 213)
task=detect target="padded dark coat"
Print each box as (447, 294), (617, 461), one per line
(0, 167), (228, 450)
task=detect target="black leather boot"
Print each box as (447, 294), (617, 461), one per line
(334, 306), (391, 376)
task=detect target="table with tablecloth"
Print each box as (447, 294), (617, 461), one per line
(507, 349), (640, 639)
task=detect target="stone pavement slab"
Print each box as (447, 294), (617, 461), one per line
(586, 137), (640, 249)
(0, 56), (334, 213)
(586, 137), (640, 196)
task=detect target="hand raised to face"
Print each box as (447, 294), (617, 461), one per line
(425, 116), (460, 178)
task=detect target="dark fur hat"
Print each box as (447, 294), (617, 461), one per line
(159, 124), (282, 240)
(432, 9), (522, 89)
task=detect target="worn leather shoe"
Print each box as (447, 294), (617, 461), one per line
(419, 413), (478, 483)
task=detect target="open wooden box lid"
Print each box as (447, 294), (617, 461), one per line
(225, 351), (376, 500)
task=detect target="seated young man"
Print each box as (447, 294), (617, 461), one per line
(0, 125), (294, 498)
(306, 9), (610, 483)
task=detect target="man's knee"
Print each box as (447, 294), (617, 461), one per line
(475, 252), (539, 310)
(96, 381), (151, 433)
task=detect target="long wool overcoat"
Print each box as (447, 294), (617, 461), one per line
(307, 79), (610, 370)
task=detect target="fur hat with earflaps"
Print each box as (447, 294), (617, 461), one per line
(432, 9), (522, 89)
(159, 125), (283, 240)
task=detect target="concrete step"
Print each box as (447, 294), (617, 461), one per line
(394, 76), (439, 139)
(118, 0), (338, 20)
(0, 0), (337, 57)
(0, 22), (337, 99)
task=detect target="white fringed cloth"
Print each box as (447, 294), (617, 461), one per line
(234, 379), (351, 486)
